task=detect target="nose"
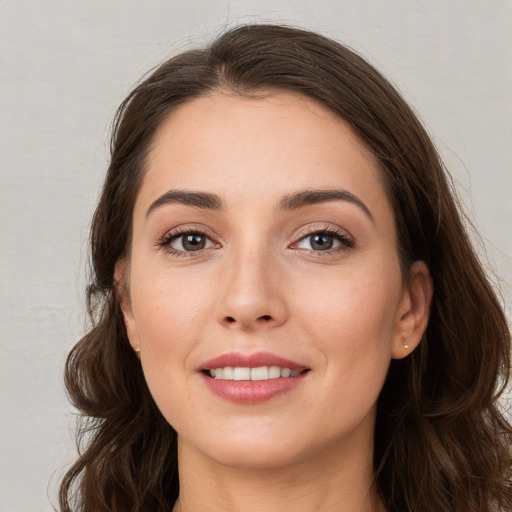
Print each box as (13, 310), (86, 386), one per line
(216, 247), (288, 331)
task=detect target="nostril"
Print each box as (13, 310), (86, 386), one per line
(222, 314), (273, 325)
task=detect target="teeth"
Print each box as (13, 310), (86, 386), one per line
(208, 366), (303, 381)
(251, 366), (268, 380)
(233, 367), (251, 380)
(222, 366), (234, 379)
(268, 366), (281, 378)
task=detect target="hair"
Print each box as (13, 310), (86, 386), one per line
(60, 23), (512, 512)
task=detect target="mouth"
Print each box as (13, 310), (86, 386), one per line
(198, 352), (310, 403)
(203, 366), (309, 381)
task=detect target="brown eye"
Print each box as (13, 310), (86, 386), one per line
(296, 232), (339, 251)
(169, 233), (214, 252)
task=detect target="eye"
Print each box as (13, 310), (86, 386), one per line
(160, 231), (215, 253)
(294, 229), (354, 252)
(174, 233), (213, 251)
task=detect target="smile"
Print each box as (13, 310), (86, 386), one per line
(207, 366), (305, 380)
(199, 352), (310, 403)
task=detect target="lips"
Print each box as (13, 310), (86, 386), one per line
(198, 352), (310, 404)
(199, 352), (306, 372)
(208, 366), (303, 380)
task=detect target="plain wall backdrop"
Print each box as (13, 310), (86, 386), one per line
(1, 1), (511, 510)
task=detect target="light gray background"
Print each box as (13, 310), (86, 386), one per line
(1, 1), (511, 510)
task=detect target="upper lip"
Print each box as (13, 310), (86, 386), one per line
(198, 351), (307, 371)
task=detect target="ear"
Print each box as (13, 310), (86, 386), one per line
(391, 260), (433, 359)
(114, 259), (141, 357)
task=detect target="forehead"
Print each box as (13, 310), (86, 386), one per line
(136, 90), (392, 227)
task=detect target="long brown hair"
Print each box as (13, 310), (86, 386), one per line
(60, 24), (512, 511)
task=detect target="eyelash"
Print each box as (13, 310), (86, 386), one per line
(157, 225), (354, 257)
(292, 226), (355, 255)
(157, 226), (217, 257)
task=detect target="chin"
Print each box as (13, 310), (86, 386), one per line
(200, 441), (307, 470)
(176, 420), (313, 470)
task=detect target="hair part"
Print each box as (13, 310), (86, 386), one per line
(60, 24), (512, 512)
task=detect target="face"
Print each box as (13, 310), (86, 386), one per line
(119, 91), (431, 471)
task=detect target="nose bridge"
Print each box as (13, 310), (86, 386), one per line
(217, 236), (287, 330)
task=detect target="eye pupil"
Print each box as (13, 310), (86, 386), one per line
(183, 234), (206, 251)
(311, 234), (333, 250)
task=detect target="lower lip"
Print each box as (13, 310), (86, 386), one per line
(201, 373), (307, 404)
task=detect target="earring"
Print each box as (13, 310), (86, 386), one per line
(403, 343), (409, 350)
(134, 346), (141, 353)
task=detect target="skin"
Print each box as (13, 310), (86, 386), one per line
(117, 91), (433, 512)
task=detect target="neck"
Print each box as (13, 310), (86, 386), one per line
(173, 437), (385, 512)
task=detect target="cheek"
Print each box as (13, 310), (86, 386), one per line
(131, 265), (212, 338)
(129, 274), (210, 426)
(295, 263), (402, 384)
(303, 272), (400, 435)
(300, 262), (400, 334)
(128, 266), (217, 403)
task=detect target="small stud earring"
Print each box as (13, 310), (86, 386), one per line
(134, 346), (141, 353)
(403, 344), (409, 350)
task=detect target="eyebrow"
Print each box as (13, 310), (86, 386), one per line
(277, 189), (374, 222)
(145, 188), (373, 222)
(146, 190), (224, 217)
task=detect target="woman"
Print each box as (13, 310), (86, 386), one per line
(60, 24), (512, 512)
